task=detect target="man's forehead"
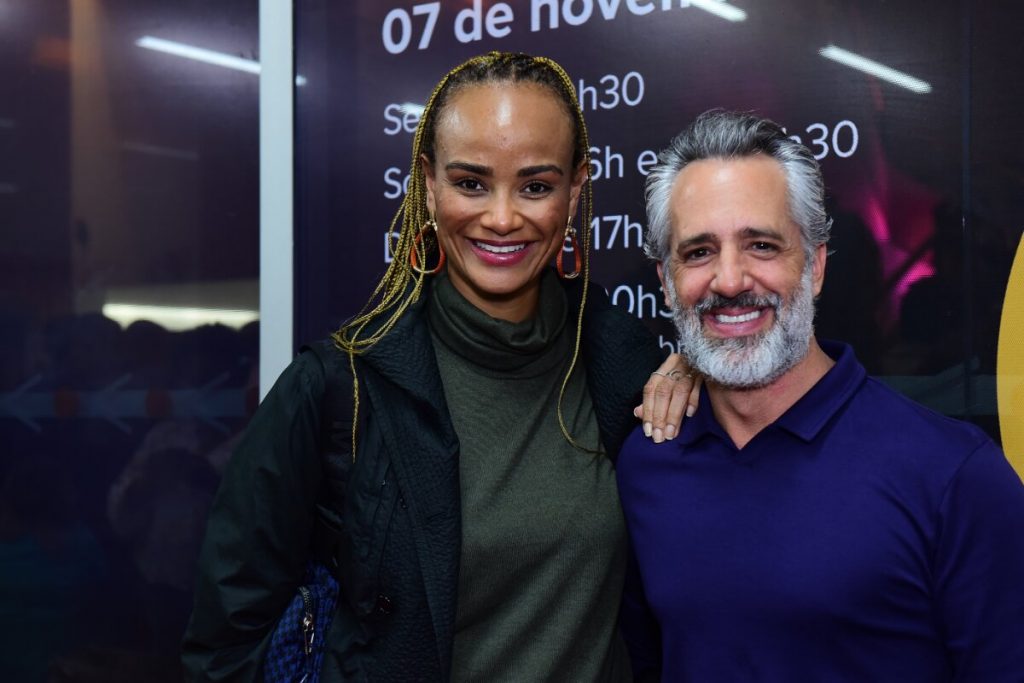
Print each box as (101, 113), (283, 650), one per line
(668, 156), (791, 240)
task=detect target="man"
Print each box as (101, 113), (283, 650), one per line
(617, 110), (1024, 681)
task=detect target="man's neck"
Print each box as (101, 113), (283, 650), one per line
(706, 338), (835, 450)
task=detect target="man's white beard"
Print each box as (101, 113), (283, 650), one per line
(665, 265), (816, 389)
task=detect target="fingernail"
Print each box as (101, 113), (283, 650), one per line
(633, 406), (642, 418)
(686, 405), (696, 418)
(653, 428), (664, 443)
(665, 424), (676, 440)
(643, 422), (652, 437)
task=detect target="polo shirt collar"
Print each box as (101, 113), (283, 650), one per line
(774, 340), (865, 441)
(678, 339), (866, 447)
(678, 383), (725, 446)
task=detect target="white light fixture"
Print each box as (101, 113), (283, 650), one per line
(819, 45), (932, 94)
(136, 36), (307, 86)
(102, 303), (258, 331)
(689, 0), (746, 22)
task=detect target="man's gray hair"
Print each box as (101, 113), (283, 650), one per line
(644, 110), (831, 264)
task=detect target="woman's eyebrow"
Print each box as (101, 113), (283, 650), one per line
(446, 161), (491, 175)
(518, 164), (563, 177)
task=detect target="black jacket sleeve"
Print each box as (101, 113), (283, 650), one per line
(578, 281), (665, 459)
(182, 351), (327, 681)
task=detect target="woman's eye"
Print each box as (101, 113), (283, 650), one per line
(455, 178), (483, 191)
(523, 181), (552, 195)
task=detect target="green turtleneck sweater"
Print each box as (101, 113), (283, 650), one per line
(427, 271), (631, 683)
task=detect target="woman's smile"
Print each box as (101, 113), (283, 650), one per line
(469, 238), (533, 265)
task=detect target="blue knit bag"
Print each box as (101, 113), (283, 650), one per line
(263, 562), (340, 683)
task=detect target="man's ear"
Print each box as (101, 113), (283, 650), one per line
(567, 159), (588, 218)
(420, 153), (437, 216)
(657, 261), (672, 308)
(811, 242), (827, 297)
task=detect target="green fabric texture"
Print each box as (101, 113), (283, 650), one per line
(428, 270), (631, 683)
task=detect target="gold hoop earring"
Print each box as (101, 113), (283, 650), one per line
(410, 219), (446, 275)
(557, 219), (581, 280)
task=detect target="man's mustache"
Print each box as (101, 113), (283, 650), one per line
(693, 292), (782, 315)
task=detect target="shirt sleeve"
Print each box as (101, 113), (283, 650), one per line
(181, 351), (326, 682)
(933, 439), (1024, 680)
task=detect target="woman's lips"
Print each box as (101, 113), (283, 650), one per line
(468, 238), (532, 266)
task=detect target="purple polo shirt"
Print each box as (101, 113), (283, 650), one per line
(617, 340), (1024, 682)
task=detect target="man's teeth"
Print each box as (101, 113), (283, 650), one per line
(715, 310), (762, 324)
(474, 241), (526, 254)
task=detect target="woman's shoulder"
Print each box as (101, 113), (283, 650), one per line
(255, 338), (356, 417)
(299, 337), (354, 378)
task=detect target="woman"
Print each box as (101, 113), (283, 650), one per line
(182, 52), (694, 681)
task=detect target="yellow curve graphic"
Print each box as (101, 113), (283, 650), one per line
(997, 234), (1024, 481)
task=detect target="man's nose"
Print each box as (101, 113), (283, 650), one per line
(711, 249), (751, 298)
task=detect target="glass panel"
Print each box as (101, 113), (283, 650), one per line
(0, 1), (258, 677)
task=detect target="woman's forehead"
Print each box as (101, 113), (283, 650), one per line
(434, 82), (575, 155)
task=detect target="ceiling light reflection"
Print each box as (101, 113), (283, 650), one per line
(819, 45), (932, 94)
(689, 0), (746, 22)
(137, 36), (259, 73)
(136, 36), (307, 86)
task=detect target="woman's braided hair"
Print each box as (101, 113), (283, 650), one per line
(333, 51), (596, 457)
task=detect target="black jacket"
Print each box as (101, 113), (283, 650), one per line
(182, 277), (663, 681)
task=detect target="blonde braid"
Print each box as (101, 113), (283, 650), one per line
(532, 57), (600, 455)
(331, 52), (598, 458)
(331, 59), (480, 458)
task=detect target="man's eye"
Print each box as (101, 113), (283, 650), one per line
(683, 247), (711, 261)
(751, 241), (778, 253)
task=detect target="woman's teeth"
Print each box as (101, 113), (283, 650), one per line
(474, 241), (526, 254)
(715, 310), (762, 324)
